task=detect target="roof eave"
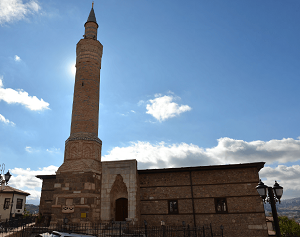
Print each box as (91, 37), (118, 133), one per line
(138, 162), (266, 174)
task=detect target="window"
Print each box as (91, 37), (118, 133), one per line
(16, 199), (23, 209)
(4, 198), (10, 210)
(215, 198), (228, 213)
(168, 200), (178, 214)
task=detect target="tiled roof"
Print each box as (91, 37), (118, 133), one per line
(0, 185), (30, 196)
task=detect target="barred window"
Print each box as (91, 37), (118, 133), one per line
(168, 200), (178, 214)
(16, 199), (23, 209)
(4, 198), (10, 210)
(215, 198), (228, 213)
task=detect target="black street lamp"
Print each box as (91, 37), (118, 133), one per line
(161, 221), (166, 237)
(144, 220), (148, 237)
(0, 164), (12, 190)
(4, 171), (12, 184)
(256, 179), (283, 237)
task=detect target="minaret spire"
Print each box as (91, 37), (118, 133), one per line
(84, 3), (98, 39)
(59, 6), (103, 172)
(85, 3), (98, 27)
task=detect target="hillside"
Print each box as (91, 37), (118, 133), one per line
(265, 197), (300, 222)
(25, 204), (39, 215)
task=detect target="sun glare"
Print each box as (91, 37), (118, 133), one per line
(71, 64), (76, 76)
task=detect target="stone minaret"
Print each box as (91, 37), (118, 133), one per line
(53, 5), (103, 224)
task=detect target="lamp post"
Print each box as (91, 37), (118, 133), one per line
(161, 221), (166, 237)
(0, 164), (12, 190)
(0, 164), (13, 220)
(182, 221), (186, 237)
(220, 225), (224, 237)
(256, 179), (283, 237)
(144, 220), (148, 237)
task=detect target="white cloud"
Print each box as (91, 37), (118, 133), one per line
(14, 55), (21, 61)
(146, 93), (192, 122)
(0, 76), (50, 111)
(25, 146), (42, 153)
(103, 137), (300, 199)
(103, 137), (300, 169)
(25, 146), (33, 152)
(206, 137), (300, 164)
(137, 100), (145, 106)
(46, 147), (60, 153)
(103, 141), (215, 169)
(0, 0), (41, 25)
(9, 165), (58, 202)
(0, 114), (15, 126)
(260, 165), (300, 199)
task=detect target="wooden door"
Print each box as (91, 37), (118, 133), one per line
(115, 198), (128, 221)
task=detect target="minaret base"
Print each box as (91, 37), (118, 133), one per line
(57, 134), (102, 173)
(49, 170), (102, 225)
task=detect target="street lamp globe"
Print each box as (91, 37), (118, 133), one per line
(4, 170), (12, 184)
(273, 181), (283, 201)
(256, 179), (268, 201)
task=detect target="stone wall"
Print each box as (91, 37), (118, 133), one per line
(101, 160), (138, 223)
(138, 163), (268, 237)
(38, 175), (56, 217)
(50, 171), (102, 224)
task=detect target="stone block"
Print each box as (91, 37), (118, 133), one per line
(66, 199), (73, 205)
(54, 183), (61, 188)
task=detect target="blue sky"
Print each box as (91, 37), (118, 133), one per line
(0, 0), (299, 204)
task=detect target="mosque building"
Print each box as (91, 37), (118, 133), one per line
(37, 6), (268, 237)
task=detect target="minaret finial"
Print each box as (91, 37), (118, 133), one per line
(85, 2), (98, 27)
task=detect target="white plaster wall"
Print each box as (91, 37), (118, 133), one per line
(101, 160), (138, 222)
(0, 193), (27, 220)
(0, 193), (13, 220)
(11, 194), (26, 216)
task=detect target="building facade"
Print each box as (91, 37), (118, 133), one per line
(0, 186), (30, 220)
(37, 6), (268, 237)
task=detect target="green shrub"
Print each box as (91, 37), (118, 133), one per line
(279, 216), (300, 237)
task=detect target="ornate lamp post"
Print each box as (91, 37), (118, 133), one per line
(256, 179), (283, 237)
(0, 164), (12, 190)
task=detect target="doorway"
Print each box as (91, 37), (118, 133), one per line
(115, 198), (128, 221)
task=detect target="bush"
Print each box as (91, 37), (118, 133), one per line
(279, 216), (300, 237)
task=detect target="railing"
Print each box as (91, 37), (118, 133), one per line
(0, 221), (224, 237)
(0, 216), (35, 231)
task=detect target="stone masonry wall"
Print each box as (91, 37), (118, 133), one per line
(39, 177), (56, 217)
(50, 171), (102, 224)
(138, 165), (268, 237)
(101, 160), (138, 223)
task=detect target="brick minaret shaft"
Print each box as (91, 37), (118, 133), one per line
(70, 7), (103, 138)
(70, 9), (102, 137)
(58, 6), (103, 173)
